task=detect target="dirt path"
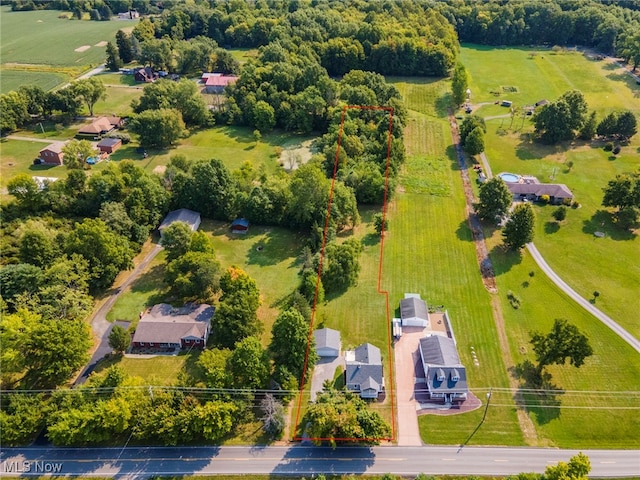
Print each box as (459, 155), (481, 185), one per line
(447, 111), (539, 445)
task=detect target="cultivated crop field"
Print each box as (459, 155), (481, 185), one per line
(0, 6), (127, 66)
(460, 44), (640, 338)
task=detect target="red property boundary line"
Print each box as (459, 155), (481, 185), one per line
(293, 105), (396, 443)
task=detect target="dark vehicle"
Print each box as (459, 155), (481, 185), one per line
(33, 158), (44, 165)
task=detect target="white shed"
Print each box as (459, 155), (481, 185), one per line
(400, 293), (430, 327)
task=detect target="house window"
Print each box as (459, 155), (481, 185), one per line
(149, 343), (154, 346)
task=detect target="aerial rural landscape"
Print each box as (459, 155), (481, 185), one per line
(1, 0), (639, 478)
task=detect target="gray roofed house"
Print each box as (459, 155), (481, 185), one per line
(314, 328), (341, 357)
(507, 183), (573, 205)
(419, 335), (468, 403)
(158, 209), (202, 238)
(132, 303), (213, 350)
(400, 293), (429, 327)
(345, 343), (384, 399)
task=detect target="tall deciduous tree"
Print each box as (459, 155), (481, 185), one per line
(451, 63), (470, 106)
(197, 348), (231, 388)
(128, 108), (187, 149)
(502, 202), (535, 251)
(161, 221), (193, 261)
(321, 238), (363, 293)
(7, 174), (42, 211)
(0, 91), (29, 132)
(62, 140), (96, 170)
(71, 78), (107, 116)
(602, 171), (640, 229)
(116, 30), (134, 63)
(228, 336), (270, 390)
(133, 79), (210, 127)
(270, 309), (317, 381)
(475, 177), (512, 221)
(530, 319), (593, 378)
(463, 126), (485, 156)
(164, 251), (221, 302)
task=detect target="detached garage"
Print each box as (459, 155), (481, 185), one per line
(97, 138), (122, 154)
(314, 328), (341, 357)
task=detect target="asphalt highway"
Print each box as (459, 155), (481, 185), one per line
(1, 446), (638, 477)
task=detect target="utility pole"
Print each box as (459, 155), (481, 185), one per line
(481, 387), (492, 425)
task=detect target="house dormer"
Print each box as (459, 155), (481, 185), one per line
(436, 368), (445, 382)
(451, 368), (460, 382)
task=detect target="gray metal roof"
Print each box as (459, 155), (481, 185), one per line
(427, 365), (468, 394)
(507, 182), (573, 199)
(345, 343), (383, 391)
(419, 335), (461, 366)
(400, 296), (429, 321)
(314, 328), (341, 350)
(159, 208), (201, 231)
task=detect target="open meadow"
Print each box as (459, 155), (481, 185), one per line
(460, 44), (640, 339)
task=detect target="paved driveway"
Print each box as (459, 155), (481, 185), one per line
(310, 355), (344, 401)
(394, 327), (427, 446)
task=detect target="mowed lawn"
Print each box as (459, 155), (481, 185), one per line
(460, 44), (640, 338)
(0, 69), (66, 94)
(0, 6), (128, 67)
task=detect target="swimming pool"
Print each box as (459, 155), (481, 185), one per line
(498, 172), (520, 183)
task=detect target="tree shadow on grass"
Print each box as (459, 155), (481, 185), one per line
(490, 244), (524, 276)
(510, 360), (563, 425)
(128, 264), (168, 307)
(246, 230), (302, 267)
(435, 92), (453, 118)
(361, 232), (380, 247)
(447, 144), (462, 171)
(455, 219), (474, 242)
(544, 221), (560, 234)
(582, 209), (637, 241)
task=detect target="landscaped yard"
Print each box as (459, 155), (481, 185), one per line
(460, 44), (640, 338)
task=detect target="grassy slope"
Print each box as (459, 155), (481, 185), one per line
(388, 77), (523, 446)
(0, 6), (126, 67)
(0, 70), (65, 94)
(460, 44), (640, 338)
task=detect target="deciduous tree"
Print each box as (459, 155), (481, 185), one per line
(451, 62), (470, 106)
(71, 78), (107, 116)
(502, 202), (535, 251)
(463, 126), (485, 156)
(116, 30), (134, 63)
(321, 238), (363, 293)
(161, 221), (193, 261)
(62, 140), (96, 170)
(128, 108), (187, 149)
(270, 309), (317, 381)
(108, 325), (131, 354)
(105, 41), (122, 71)
(474, 177), (512, 221)
(228, 336), (270, 390)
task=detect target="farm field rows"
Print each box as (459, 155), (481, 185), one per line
(460, 44), (640, 339)
(0, 6), (127, 70)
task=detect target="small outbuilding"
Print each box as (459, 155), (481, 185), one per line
(202, 73), (239, 94)
(158, 208), (201, 238)
(501, 100), (513, 107)
(38, 142), (65, 165)
(231, 218), (250, 234)
(97, 137), (122, 154)
(314, 328), (341, 357)
(400, 293), (429, 327)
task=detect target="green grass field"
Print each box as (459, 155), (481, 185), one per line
(93, 351), (200, 385)
(0, 69), (66, 94)
(460, 44), (640, 338)
(0, 6), (128, 68)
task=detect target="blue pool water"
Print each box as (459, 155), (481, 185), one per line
(499, 172), (520, 183)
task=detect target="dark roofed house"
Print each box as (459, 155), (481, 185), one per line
(400, 293), (429, 327)
(345, 343), (384, 399)
(135, 67), (159, 83)
(132, 303), (213, 350)
(231, 218), (250, 234)
(97, 137), (122, 154)
(314, 328), (341, 357)
(507, 183), (573, 205)
(535, 99), (549, 107)
(78, 116), (122, 137)
(419, 335), (468, 403)
(158, 209), (201, 238)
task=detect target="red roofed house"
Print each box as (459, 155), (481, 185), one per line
(203, 73), (239, 94)
(38, 142), (65, 165)
(131, 303), (213, 351)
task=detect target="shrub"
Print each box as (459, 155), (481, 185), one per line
(603, 142), (613, 152)
(108, 133), (131, 144)
(539, 194), (550, 204)
(552, 206), (567, 221)
(562, 197), (572, 206)
(507, 290), (521, 309)
(571, 201), (580, 209)
(612, 145), (621, 155)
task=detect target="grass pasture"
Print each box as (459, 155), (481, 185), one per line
(0, 6), (126, 68)
(0, 69), (66, 94)
(460, 43), (640, 338)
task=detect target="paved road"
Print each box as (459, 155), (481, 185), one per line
(526, 243), (640, 354)
(75, 244), (163, 384)
(1, 446), (638, 477)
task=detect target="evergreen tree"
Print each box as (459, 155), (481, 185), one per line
(105, 42), (122, 71)
(116, 30), (134, 64)
(451, 63), (469, 106)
